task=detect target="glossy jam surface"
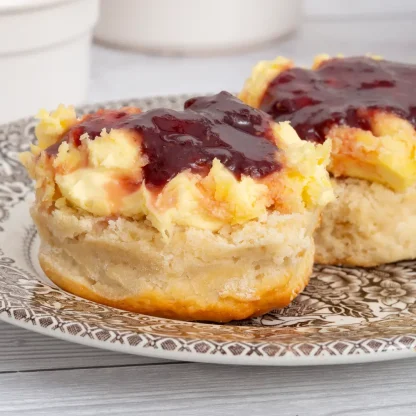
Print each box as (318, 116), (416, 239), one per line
(49, 92), (280, 187)
(260, 57), (416, 143)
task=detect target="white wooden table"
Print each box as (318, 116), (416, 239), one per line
(2, 14), (416, 415)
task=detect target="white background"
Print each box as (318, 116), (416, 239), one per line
(89, 4), (416, 103)
(304, 0), (416, 16)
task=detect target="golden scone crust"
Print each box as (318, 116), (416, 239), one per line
(240, 56), (416, 266)
(315, 178), (416, 267)
(33, 204), (317, 322)
(21, 95), (334, 321)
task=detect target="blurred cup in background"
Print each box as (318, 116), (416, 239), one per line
(0, 0), (99, 123)
(95, 0), (302, 56)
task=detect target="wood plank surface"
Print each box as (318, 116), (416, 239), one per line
(0, 359), (415, 415)
(0, 321), (169, 372)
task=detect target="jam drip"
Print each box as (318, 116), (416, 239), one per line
(260, 57), (416, 143)
(48, 92), (280, 187)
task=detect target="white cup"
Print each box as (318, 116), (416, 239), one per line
(0, 0), (99, 123)
(95, 0), (302, 56)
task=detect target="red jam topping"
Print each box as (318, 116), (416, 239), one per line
(260, 57), (416, 143)
(47, 92), (280, 187)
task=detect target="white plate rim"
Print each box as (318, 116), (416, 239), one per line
(1, 93), (416, 366)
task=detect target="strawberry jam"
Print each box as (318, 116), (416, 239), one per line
(47, 92), (280, 187)
(260, 57), (416, 143)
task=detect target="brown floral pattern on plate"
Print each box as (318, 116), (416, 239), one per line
(0, 94), (416, 365)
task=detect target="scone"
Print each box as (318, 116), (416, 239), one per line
(240, 55), (416, 267)
(20, 91), (333, 322)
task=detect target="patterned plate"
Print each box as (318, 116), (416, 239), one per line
(1, 95), (416, 366)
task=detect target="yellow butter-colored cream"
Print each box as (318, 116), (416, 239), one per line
(20, 104), (334, 237)
(239, 55), (416, 191)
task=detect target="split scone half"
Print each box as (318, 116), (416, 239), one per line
(240, 55), (416, 267)
(20, 91), (333, 322)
